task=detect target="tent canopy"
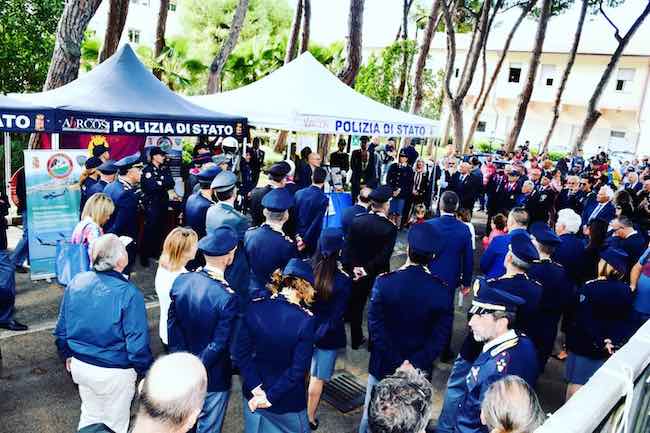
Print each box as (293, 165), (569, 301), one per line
(11, 45), (246, 137)
(189, 52), (438, 138)
(0, 95), (54, 132)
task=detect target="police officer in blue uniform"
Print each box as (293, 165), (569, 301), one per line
(527, 222), (575, 370)
(437, 233), (542, 433)
(85, 160), (118, 197)
(294, 167), (329, 255)
(359, 223), (454, 433)
(234, 258), (316, 433)
(244, 188), (299, 295)
(185, 165), (220, 240)
(343, 185), (398, 349)
(104, 153), (144, 274)
(140, 146), (175, 266)
(453, 289), (539, 433)
(207, 171), (251, 310)
(168, 227), (240, 433)
(249, 162), (291, 227)
(79, 156), (102, 212)
(385, 150), (414, 226)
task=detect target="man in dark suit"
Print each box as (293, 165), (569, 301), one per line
(451, 162), (482, 213)
(609, 216), (647, 274)
(555, 175), (581, 212)
(341, 187), (370, 237)
(343, 185), (397, 349)
(249, 137), (265, 189)
(294, 167), (329, 255)
(248, 162), (289, 227)
(581, 185), (616, 227)
(426, 191), (474, 360)
(350, 136), (378, 202)
(553, 208), (586, 286)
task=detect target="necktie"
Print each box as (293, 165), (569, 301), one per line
(589, 203), (603, 221)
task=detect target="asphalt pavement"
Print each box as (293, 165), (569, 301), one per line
(0, 212), (567, 433)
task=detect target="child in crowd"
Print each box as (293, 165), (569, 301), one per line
(483, 213), (507, 249)
(409, 204), (427, 226)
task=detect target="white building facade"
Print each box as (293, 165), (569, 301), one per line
(88, 0), (184, 50)
(429, 2), (650, 156)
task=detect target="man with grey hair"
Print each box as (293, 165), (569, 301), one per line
(480, 376), (545, 433)
(368, 363), (433, 433)
(54, 234), (152, 433)
(131, 353), (208, 433)
(582, 185), (616, 227)
(553, 209), (586, 285)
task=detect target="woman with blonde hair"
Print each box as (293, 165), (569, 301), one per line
(71, 193), (115, 251)
(155, 227), (198, 349)
(480, 375), (545, 433)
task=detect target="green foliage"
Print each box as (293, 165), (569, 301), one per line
(0, 134), (28, 183)
(80, 33), (101, 72)
(0, 0), (64, 93)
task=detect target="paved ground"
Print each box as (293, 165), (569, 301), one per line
(0, 212), (567, 433)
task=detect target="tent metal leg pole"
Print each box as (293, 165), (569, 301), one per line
(3, 132), (10, 200)
(52, 133), (60, 150)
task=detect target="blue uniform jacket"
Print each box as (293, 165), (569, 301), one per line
(340, 204), (367, 238)
(312, 267), (352, 350)
(234, 294), (315, 414)
(80, 177), (99, 211)
(479, 228), (528, 279)
(85, 179), (108, 198)
(53, 270), (153, 374)
(565, 278), (635, 360)
(455, 333), (539, 433)
(526, 259), (575, 369)
(386, 163), (414, 199)
(206, 202), (251, 309)
(368, 265), (453, 379)
(184, 191), (213, 239)
(426, 214), (474, 291)
(141, 163), (174, 208)
(552, 233), (586, 285)
(168, 269), (238, 392)
(104, 179), (139, 239)
(295, 186), (329, 253)
(244, 225), (297, 291)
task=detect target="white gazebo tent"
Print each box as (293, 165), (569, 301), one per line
(189, 52), (439, 138)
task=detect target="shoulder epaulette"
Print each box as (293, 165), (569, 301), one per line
(337, 262), (350, 278)
(490, 337), (519, 357)
(251, 297), (266, 302)
(585, 278), (599, 285)
(301, 305), (314, 317)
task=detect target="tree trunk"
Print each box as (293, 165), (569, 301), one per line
(99, 0), (129, 62)
(153, 0), (169, 79)
(394, 0), (415, 109)
(317, 133), (330, 160)
(206, 0), (249, 94)
(43, 0), (103, 91)
(573, 1), (650, 153)
(300, 0), (310, 54)
(450, 101), (464, 154)
(541, 0), (588, 153)
(411, 0), (442, 114)
(464, 1), (532, 150)
(504, 0), (552, 152)
(338, 0), (365, 86)
(285, 0), (303, 64)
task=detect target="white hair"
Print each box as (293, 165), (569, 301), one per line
(599, 185), (615, 200)
(523, 180), (534, 189)
(556, 209), (581, 234)
(91, 234), (127, 271)
(284, 159), (296, 177)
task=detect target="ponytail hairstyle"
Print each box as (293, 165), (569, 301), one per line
(266, 269), (315, 306)
(312, 247), (338, 302)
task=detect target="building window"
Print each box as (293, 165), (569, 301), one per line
(615, 68), (635, 92)
(128, 29), (141, 44)
(610, 130), (626, 139)
(454, 68), (460, 78)
(130, 0), (150, 6)
(508, 64), (521, 83)
(541, 64), (556, 86)
(477, 121), (487, 132)
(169, 0), (177, 11)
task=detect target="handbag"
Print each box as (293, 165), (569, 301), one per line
(55, 239), (90, 286)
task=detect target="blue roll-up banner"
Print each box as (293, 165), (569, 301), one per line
(323, 192), (354, 229)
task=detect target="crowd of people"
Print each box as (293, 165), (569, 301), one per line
(1, 134), (649, 433)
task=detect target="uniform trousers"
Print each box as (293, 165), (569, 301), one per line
(242, 395), (309, 433)
(197, 390), (230, 433)
(345, 274), (375, 347)
(358, 374), (379, 433)
(70, 358), (137, 433)
(141, 204), (166, 262)
(436, 356), (472, 433)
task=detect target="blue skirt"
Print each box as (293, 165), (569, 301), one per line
(310, 348), (338, 381)
(243, 395), (309, 433)
(564, 353), (605, 385)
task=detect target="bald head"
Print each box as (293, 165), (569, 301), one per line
(137, 353), (207, 431)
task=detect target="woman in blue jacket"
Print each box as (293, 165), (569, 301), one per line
(235, 258), (316, 433)
(307, 228), (352, 430)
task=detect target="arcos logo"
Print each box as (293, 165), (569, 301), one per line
(61, 116), (110, 133)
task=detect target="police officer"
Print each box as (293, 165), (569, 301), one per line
(294, 167), (329, 256)
(141, 146), (175, 266)
(79, 156), (102, 212)
(233, 258), (315, 433)
(0, 250), (28, 331)
(453, 289), (539, 433)
(104, 153), (144, 274)
(207, 171), (251, 309)
(437, 233), (542, 433)
(168, 227), (239, 433)
(358, 223), (453, 433)
(92, 144), (110, 162)
(527, 222), (575, 371)
(185, 165), (220, 240)
(526, 172), (556, 224)
(343, 185), (398, 349)
(385, 150), (414, 227)
(249, 162), (291, 227)
(85, 160), (118, 197)
(244, 188), (300, 294)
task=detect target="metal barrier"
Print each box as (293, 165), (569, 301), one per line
(536, 320), (650, 433)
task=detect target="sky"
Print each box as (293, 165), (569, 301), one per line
(288, 0), (404, 47)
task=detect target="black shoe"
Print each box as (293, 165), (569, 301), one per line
(309, 419), (319, 430)
(15, 266), (29, 274)
(0, 320), (28, 331)
(351, 337), (367, 350)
